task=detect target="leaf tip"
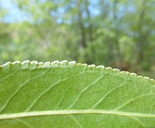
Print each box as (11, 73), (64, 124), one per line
(12, 61), (20, 65)
(96, 65), (104, 71)
(143, 76), (150, 80)
(112, 68), (120, 72)
(49, 60), (59, 67)
(20, 60), (30, 68)
(1, 62), (12, 68)
(68, 61), (76, 67)
(129, 73), (137, 77)
(88, 64), (96, 68)
(105, 67), (112, 70)
(60, 60), (68, 66)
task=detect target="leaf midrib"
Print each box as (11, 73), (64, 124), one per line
(1, 110), (155, 119)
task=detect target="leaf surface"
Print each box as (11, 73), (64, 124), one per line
(0, 60), (155, 128)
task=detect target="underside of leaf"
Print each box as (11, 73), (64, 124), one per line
(0, 60), (155, 128)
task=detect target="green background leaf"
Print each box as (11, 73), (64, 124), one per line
(0, 60), (155, 128)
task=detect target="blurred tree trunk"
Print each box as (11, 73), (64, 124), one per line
(77, 0), (86, 48)
(137, 0), (146, 64)
(113, 0), (122, 65)
(108, 0), (122, 67)
(107, 42), (114, 66)
(85, 0), (93, 41)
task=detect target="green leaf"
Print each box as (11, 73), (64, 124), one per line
(0, 60), (155, 128)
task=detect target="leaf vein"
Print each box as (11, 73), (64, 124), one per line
(0, 70), (18, 82)
(92, 80), (127, 109)
(114, 93), (155, 111)
(67, 75), (103, 110)
(1, 110), (155, 119)
(25, 71), (86, 112)
(0, 69), (49, 112)
(127, 116), (146, 128)
(16, 119), (33, 128)
(69, 115), (83, 128)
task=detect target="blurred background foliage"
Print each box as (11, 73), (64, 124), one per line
(0, 0), (155, 79)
